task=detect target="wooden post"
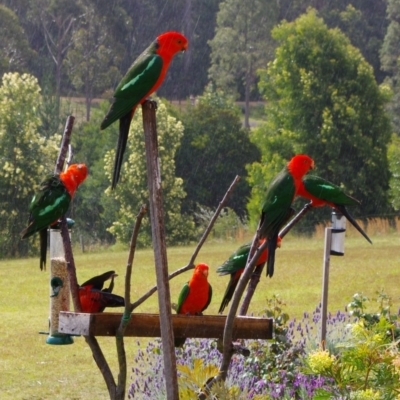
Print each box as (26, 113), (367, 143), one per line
(142, 100), (179, 400)
(320, 227), (332, 348)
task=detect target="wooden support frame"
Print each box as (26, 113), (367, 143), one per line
(59, 312), (273, 340)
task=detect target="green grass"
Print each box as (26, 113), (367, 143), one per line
(1, 231), (399, 399)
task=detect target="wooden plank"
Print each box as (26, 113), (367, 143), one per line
(59, 312), (273, 339)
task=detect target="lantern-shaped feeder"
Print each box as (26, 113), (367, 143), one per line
(330, 211), (346, 256)
(46, 225), (74, 345)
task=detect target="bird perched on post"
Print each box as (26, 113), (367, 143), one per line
(20, 164), (88, 270)
(100, 31), (188, 189)
(79, 270), (125, 313)
(217, 238), (282, 313)
(297, 174), (372, 244)
(174, 263), (212, 347)
(259, 154), (314, 277)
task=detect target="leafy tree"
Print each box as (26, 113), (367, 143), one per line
(0, 72), (60, 257)
(380, 0), (400, 135)
(104, 100), (195, 246)
(388, 134), (400, 211)
(247, 9), (392, 231)
(0, 5), (36, 77)
(64, 1), (122, 121)
(175, 84), (260, 220)
(208, 0), (279, 127)
(71, 101), (118, 246)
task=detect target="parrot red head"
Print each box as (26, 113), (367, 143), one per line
(194, 263), (209, 278)
(60, 163), (88, 197)
(287, 154), (314, 179)
(156, 31), (188, 60)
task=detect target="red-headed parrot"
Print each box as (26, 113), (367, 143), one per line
(175, 263), (212, 347)
(79, 270), (125, 313)
(259, 154), (314, 277)
(298, 174), (372, 244)
(21, 164), (88, 270)
(100, 31), (188, 189)
(217, 238), (282, 313)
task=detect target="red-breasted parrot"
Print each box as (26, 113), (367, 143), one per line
(298, 174), (372, 244)
(21, 164), (88, 270)
(259, 154), (314, 277)
(79, 270), (125, 313)
(100, 31), (188, 189)
(217, 238), (282, 313)
(175, 263), (212, 347)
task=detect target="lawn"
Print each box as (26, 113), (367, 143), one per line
(1, 227), (399, 399)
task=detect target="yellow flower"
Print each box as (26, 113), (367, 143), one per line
(307, 350), (335, 374)
(350, 388), (381, 399)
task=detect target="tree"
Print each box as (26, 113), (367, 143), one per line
(29, 0), (82, 113)
(0, 5), (36, 77)
(64, 1), (122, 121)
(247, 9), (392, 230)
(208, 0), (279, 127)
(0, 72), (60, 257)
(175, 84), (260, 220)
(380, 0), (400, 135)
(388, 134), (400, 211)
(104, 100), (195, 246)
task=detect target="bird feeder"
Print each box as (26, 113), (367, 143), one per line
(330, 210), (346, 256)
(46, 228), (73, 345)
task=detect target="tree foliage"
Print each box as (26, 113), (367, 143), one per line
(0, 5), (36, 77)
(247, 9), (392, 230)
(208, 0), (279, 127)
(0, 72), (60, 257)
(104, 100), (195, 246)
(175, 84), (260, 220)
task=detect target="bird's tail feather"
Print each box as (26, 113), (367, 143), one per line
(336, 205), (372, 244)
(40, 229), (47, 271)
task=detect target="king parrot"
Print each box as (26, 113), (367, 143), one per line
(79, 270), (125, 313)
(259, 154), (314, 277)
(21, 163), (88, 270)
(100, 31), (188, 189)
(298, 174), (372, 244)
(175, 263), (212, 347)
(217, 238), (281, 313)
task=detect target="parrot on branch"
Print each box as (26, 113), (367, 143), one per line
(100, 31), (188, 189)
(20, 164), (88, 270)
(297, 174), (372, 244)
(79, 270), (125, 313)
(217, 237), (281, 314)
(259, 154), (314, 277)
(174, 263), (212, 347)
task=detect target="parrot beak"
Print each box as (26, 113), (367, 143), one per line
(311, 160), (315, 169)
(182, 42), (188, 52)
(277, 236), (282, 248)
(202, 269), (209, 278)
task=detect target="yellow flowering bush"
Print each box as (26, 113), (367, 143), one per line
(307, 349), (335, 374)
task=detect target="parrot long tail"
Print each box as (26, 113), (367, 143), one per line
(40, 229), (47, 271)
(335, 205), (372, 244)
(112, 112), (133, 189)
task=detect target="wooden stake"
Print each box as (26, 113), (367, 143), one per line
(142, 100), (179, 400)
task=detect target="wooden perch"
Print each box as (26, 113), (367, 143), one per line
(59, 312), (273, 340)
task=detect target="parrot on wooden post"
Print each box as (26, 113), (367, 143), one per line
(100, 31), (188, 189)
(174, 263), (212, 347)
(259, 154), (314, 277)
(20, 164), (88, 270)
(297, 174), (372, 244)
(79, 270), (125, 313)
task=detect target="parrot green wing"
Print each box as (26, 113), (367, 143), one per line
(202, 283), (213, 313)
(302, 175), (360, 206)
(21, 176), (71, 238)
(100, 42), (163, 130)
(176, 282), (190, 314)
(216, 242), (251, 276)
(259, 168), (296, 239)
